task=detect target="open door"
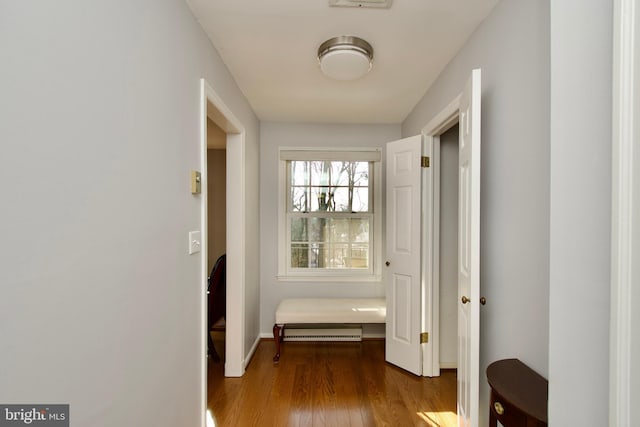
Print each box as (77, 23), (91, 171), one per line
(385, 69), (482, 424)
(457, 69), (481, 427)
(385, 135), (423, 376)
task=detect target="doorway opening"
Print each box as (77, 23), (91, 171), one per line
(206, 118), (227, 363)
(419, 69), (481, 426)
(421, 118), (461, 378)
(199, 79), (246, 398)
(434, 124), (459, 372)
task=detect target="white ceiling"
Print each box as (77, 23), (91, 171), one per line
(187, 0), (499, 124)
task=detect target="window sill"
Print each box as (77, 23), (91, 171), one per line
(276, 274), (382, 283)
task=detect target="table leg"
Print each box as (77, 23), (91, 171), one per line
(273, 324), (282, 362)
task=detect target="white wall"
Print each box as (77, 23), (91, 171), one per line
(402, 0), (550, 424)
(548, 1), (612, 426)
(259, 122), (400, 334)
(0, 1), (260, 426)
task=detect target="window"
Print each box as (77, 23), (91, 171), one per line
(278, 148), (382, 281)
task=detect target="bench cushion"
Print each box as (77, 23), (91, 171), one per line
(275, 298), (386, 324)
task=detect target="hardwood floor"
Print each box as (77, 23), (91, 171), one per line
(207, 339), (457, 427)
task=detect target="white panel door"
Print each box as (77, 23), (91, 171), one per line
(385, 135), (422, 376)
(457, 69), (481, 427)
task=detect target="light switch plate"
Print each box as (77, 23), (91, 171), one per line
(188, 231), (201, 255)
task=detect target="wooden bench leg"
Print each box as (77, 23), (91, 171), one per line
(273, 323), (283, 362)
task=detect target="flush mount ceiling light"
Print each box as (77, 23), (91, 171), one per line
(317, 36), (374, 81)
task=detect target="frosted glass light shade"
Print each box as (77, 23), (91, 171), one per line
(317, 36), (373, 81)
(319, 50), (372, 80)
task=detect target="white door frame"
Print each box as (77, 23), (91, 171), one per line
(610, 0), (638, 425)
(420, 95), (462, 377)
(199, 79), (246, 386)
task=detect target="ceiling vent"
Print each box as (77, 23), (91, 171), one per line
(329, 0), (393, 9)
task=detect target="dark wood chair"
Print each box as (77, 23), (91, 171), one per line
(207, 254), (226, 362)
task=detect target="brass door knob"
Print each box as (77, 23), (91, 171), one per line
(461, 296), (470, 304)
(480, 297), (486, 305)
(493, 401), (504, 415)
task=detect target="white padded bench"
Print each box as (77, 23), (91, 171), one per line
(272, 298), (386, 362)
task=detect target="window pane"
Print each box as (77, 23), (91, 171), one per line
(307, 217), (325, 241)
(331, 188), (350, 212)
(309, 243), (326, 268)
(290, 217), (307, 242)
(289, 160), (371, 213)
(332, 161), (369, 187)
(328, 218), (350, 242)
(310, 187), (333, 212)
(355, 162), (369, 186)
(310, 161), (331, 186)
(330, 162), (350, 186)
(350, 244), (369, 269)
(290, 187), (308, 212)
(327, 243), (349, 268)
(350, 218), (369, 242)
(291, 244), (309, 268)
(326, 188), (369, 212)
(290, 161), (309, 186)
(289, 216), (370, 270)
(351, 187), (369, 212)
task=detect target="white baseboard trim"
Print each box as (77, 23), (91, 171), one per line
(363, 333), (385, 339)
(243, 335), (261, 369)
(440, 362), (457, 370)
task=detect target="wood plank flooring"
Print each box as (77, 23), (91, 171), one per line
(207, 339), (457, 427)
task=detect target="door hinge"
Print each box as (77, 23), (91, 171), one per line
(421, 156), (430, 168)
(420, 332), (429, 344)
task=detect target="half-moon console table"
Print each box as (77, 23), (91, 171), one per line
(486, 358), (548, 427)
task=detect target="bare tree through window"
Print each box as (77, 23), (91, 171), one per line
(289, 160), (371, 270)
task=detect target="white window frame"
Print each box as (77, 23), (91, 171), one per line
(277, 147), (382, 282)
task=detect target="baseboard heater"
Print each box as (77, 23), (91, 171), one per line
(283, 326), (363, 342)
